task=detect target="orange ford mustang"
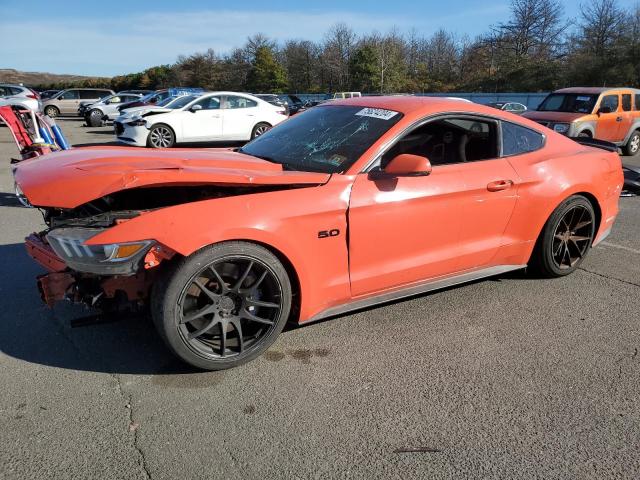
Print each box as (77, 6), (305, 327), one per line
(14, 97), (624, 370)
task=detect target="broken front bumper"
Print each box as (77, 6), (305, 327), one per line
(25, 233), (155, 308)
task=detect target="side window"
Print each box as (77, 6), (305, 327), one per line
(600, 94), (619, 112)
(502, 122), (544, 156)
(381, 116), (499, 167)
(60, 90), (79, 100)
(107, 96), (121, 104)
(194, 96), (220, 110)
(225, 96), (257, 109)
(635, 94), (640, 111)
(622, 94), (632, 111)
(79, 90), (97, 99)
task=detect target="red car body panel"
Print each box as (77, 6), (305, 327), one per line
(16, 97), (624, 323)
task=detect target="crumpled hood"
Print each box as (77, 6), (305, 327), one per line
(521, 110), (587, 123)
(14, 146), (330, 208)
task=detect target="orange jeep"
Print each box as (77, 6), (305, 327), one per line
(523, 87), (640, 155)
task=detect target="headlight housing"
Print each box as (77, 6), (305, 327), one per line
(14, 182), (32, 208)
(127, 117), (146, 127)
(47, 227), (153, 275)
(553, 123), (570, 134)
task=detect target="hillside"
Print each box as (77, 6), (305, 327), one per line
(0, 68), (109, 87)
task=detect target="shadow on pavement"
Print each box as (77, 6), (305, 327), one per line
(0, 242), (195, 375)
(0, 240), (532, 376)
(0, 191), (22, 207)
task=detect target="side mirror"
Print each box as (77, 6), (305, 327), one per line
(190, 104), (203, 112)
(598, 106), (612, 115)
(383, 154), (432, 177)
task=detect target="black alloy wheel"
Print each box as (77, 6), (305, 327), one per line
(530, 195), (595, 277)
(152, 242), (292, 370)
(551, 204), (593, 270)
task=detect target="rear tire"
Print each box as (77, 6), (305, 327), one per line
(44, 106), (59, 118)
(87, 109), (103, 127)
(577, 130), (591, 138)
(623, 130), (640, 156)
(151, 241), (292, 370)
(529, 195), (595, 278)
(147, 124), (175, 148)
(251, 122), (271, 139)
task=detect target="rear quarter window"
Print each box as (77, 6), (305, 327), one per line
(501, 122), (544, 156)
(622, 94), (632, 111)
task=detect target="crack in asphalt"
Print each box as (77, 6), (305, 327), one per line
(577, 267), (640, 288)
(120, 385), (152, 480)
(49, 308), (152, 479)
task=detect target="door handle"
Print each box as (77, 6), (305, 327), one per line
(487, 180), (514, 191)
(616, 116), (623, 122)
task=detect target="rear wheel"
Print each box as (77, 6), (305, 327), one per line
(251, 122), (271, 139)
(147, 124), (175, 148)
(577, 130), (591, 138)
(529, 195), (595, 277)
(44, 106), (59, 118)
(87, 109), (103, 127)
(624, 130), (640, 156)
(151, 242), (292, 370)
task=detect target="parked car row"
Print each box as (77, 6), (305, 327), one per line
(114, 91), (287, 147)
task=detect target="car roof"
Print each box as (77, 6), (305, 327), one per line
(327, 95), (498, 115)
(554, 87), (640, 94)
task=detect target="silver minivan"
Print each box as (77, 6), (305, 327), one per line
(42, 88), (114, 117)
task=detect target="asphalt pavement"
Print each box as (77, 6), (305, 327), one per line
(0, 119), (638, 479)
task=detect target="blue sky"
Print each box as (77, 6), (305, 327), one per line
(1, 0), (638, 76)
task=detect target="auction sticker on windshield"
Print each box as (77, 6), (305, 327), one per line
(355, 108), (399, 120)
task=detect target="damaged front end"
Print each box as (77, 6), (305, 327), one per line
(24, 184), (291, 312)
(26, 229), (169, 313)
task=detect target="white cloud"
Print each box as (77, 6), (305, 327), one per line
(0, 7), (509, 76)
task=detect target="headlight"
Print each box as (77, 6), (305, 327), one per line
(14, 182), (32, 208)
(553, 123), (570, 134)
(127, 117), (146, 127)
(47, 227), (153, 275)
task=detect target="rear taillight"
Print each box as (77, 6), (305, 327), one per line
(27, 94), (39, 99)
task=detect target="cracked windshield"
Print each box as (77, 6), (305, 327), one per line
(239, 105), (403, 173)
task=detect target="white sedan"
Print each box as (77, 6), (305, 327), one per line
(114, 92), (288, 148)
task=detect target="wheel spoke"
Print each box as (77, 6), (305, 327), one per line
(229, 318), (244, 353)
(574, 220), (592, 230)
(193, 279), (221, 301)
(240, 270), (268, 294)
(240, 309), (274, 326)
(181, 304), (214, 324)
(188, 316), (219, 339)
(569, 235), (590, 242)
(246, 298), (280, 308)
(209, 265), (228, 293)
(233, 261), (254, 291)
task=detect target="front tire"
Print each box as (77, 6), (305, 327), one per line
(624, 130), (640, 156)
(44, 106), (59, 118)
(147, 124), (175, 148)
(251, 122), (271, 139)
(151, 242), (292, 370)
(529, 195), (596, 277)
